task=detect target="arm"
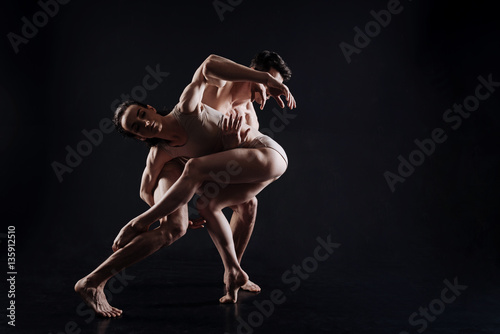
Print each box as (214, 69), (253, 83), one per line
(177, 54), (294, 114)
(203, 54), (296, 109)
(202, 54), (271, 88)
(139, 146), (173, 207)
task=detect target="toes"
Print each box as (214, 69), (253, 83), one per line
(219, 295), (236, 304)
(97, 310), (110, 318)
(111, 307), (123, 316)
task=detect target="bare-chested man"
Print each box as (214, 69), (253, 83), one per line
(140, 50), (292, 291)
(75, 51), (293, 317)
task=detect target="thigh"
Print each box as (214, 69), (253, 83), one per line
(153, 158), (185, 201)
(198, 181), (273, 211)
(192, 148), (287, 185)
(154, 159), (189, 225)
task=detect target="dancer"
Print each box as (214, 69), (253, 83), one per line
(75, 54), (295, 317)
(139, 51), (292, 292)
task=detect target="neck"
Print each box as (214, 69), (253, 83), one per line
(155, 113), (183, 142)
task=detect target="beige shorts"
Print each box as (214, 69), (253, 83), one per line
(241, 135), (288, 166)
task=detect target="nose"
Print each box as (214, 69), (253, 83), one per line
(145, 120), (151, 128)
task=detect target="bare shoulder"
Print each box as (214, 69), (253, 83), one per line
(147, 145), (172, 165)
(175, 101), (203, 115)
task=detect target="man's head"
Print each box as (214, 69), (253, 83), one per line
(250, 50), (292, 83)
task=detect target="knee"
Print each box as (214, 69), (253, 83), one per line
(160, 223), (187, 246)
(195, 195), (220, 216)
(159, 211), (188, 245)
(169, 224), (187, 240)
(183, 158), (205, 180)
(237, 197), (258, 221)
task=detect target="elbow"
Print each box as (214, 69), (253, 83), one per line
(201, 55), (225, 87)
(205, 54), (221, 64)
(202, 55), (216, 78)
(202, 54), (223, 76)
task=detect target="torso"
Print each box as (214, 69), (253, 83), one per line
(158, 105), (225, 159)
(202, 82), (260, 129)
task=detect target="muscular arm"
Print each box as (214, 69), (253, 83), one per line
(177, 54), (273, 114)
(139, 147), (173, 207)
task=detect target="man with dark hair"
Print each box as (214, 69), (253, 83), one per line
(138, 50), (292, 293)
(250, 50), (292, 82)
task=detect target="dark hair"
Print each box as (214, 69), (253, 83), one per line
(250, 50), (292, 82)
(113, 100), (168, 147)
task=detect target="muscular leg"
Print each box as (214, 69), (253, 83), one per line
(122, 148), (287, 235)
(229, 198), (261, 292)
(196, 182), (273, 301)
(108, 149), (286, 303)
(75, 162), (189, 317)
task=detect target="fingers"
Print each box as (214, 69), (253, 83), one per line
(222, 114), (243, 132)
(235, 115), (242, 131)
(188, 217), (206, 229)
(287, 90), (297, 109)
(222, 115), (229, 132)
(272, 95), (285, 109)
(259, 91), (267, 110)
(242, 127), (251, 142)
(276, 84), (296, 109)
(257, 84), (267, 110)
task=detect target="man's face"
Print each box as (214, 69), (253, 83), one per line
(268, 67), (284, 83)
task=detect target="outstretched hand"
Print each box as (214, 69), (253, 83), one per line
(251, 75), (297, 110)
(264, 75), (297, 110)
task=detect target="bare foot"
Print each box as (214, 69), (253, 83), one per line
(220, 269), (249, 304)
(74, 277), (123, 318)
(241, 280), (261, 292)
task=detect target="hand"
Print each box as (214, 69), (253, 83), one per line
(221, 114), (250, 150)
(250, 83), (268, 110)
(188, 217), (206, 229)
(112, 219), (147, 252)
(264, 75), (297, 110)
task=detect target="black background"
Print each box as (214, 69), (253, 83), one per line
(1, 0), (500, 333)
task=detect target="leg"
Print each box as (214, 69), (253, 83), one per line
(229, 198), (261, 292)
(229, 198), (258, 264)
(128, 148), (287, 233)
(75, 163), (188, 317)
(196, 197), (248, 303)
(196, 182), (272, 301)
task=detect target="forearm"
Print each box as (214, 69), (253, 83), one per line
(203, 54), (270, 86)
